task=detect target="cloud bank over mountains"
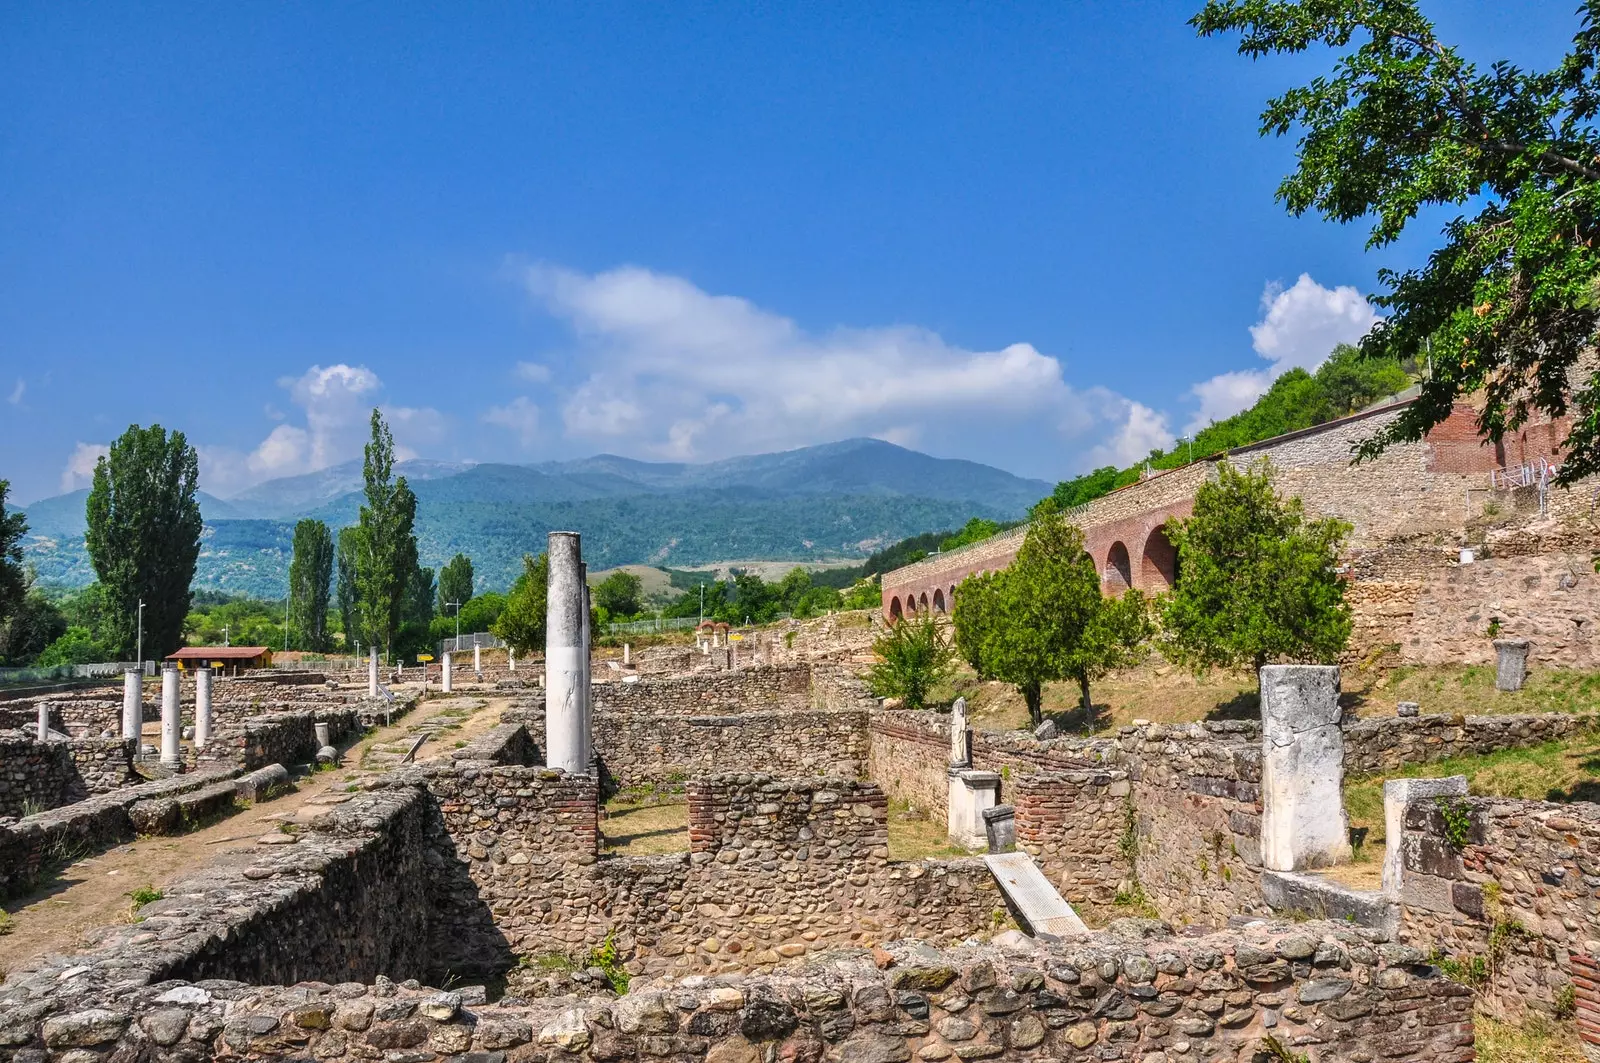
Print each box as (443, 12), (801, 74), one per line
(54, 265), (1382, 499)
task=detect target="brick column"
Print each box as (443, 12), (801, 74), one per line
(1572, 953), (1600, 1062)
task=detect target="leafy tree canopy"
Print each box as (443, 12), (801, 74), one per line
(354, 410), (419, 658)
(85, 424), (203, 660)
(288, 518), (335, 652)
(0, 480), (27, 627)
(492, 551), (548, 655)
(1162, 461), (1353, 684)
(593, 570), (644, 618)
(1196, 0), (1600, 481)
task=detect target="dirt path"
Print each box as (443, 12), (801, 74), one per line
(0, 692), (510, 976)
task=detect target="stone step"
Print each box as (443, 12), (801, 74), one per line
(1259, 870), (1398, 935)
(129, 779), (241, 836)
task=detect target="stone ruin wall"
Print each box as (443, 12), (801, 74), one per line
(508, 665), (876, 791)
(1392, 793), (1600, 1020)
(194, 706), (362, 772)
(408, 727), (1000, 977)
(0, 885), (1475, 1063)
(0, 732), (137, 818)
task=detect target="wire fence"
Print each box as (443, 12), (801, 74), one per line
(0, 660), (154, 686)
(438, 632), (506, 654)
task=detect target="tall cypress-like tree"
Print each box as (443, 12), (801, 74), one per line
(437, 553), (474, 613)
(353, 410), (418, 660)
(84, 425), (202, 659)
(335, 526), (363, 653)
(288, 518), (335, 652)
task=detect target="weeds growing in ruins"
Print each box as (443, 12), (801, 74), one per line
(1436, 796), (1474, 851)
(587, 931), (630, 993)
(0, 910), (13, 936)
(1261, 1034), (1311, 1063)
(1554, 984), (1576, 1020)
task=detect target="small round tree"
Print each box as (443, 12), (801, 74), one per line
(1162, 460), (1352, 690)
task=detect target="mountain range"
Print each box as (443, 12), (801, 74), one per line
(13, 439), (1052, 598)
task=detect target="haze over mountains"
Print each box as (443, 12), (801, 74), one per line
(16, 439), (1050, 598)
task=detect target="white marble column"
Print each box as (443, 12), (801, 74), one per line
(194, 667), (213, 749)
(546, 531), (586, 774)
(122, 669), (142, 742)
(160, 664), (182, 767)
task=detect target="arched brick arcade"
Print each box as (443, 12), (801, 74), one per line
(1103, 541), (1132, 593)
(932, 588), (946, 613)
(889, 596), (903, 619)
(1140, 525), (1178, 591)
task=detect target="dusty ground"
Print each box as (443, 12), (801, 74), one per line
(0, 690), (508, 977)
(601, 799), (688, 855)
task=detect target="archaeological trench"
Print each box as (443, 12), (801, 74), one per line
(0, 411), (1598, 1063)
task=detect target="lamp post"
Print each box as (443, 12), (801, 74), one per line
(136, 598), (145, 672)
(448, 600), (461, 647)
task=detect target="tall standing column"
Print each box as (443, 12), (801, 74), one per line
(194, 667), (213, 749)
(1259, 664), (1350, 871)
(443, 652), (453, 693)
(368, 649), (379, 698)
(160, 664), (182, 768)
(122, 669), (142, 742)
(36, 704), (50, 742)
(474, 643), (482, 676)
(546, 531), (586, 774)
(579, 574), (592, 768)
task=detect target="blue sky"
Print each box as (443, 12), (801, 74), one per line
(0, 1), (1578, 504)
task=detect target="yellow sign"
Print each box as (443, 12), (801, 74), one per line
(728, 634), (744, 642)
(417, 654), (435, 662)
(211, 662), (224, 670)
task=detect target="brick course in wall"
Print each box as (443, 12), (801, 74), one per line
(1012, 770), (1130, 904)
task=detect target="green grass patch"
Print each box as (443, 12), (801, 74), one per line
(1345, 736), (1600, 846)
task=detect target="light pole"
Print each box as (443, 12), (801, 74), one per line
(448, 600), (462, 647)
(222, 624), (230, 647)
(136, 599), (145, 672)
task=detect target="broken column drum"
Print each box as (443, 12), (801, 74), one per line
(1259, 664), (1351, 871)
(160, 664), (182, 767)
(122, 669), (142, 742)
(194, 667), (213, 748)
(545, 530), (588, 775)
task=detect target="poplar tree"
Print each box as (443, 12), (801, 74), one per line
(84, 425), (202, 659)
(287, 518), (335, 651)
(0, 480), (27, 628)
(353, 410), (418, 660)
(437, 553), (474, 613)
(335, 526), (363, 652)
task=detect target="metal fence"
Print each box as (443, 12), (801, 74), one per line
(603, 616), (702, 635)
(0, 660), (153, 686)
(438, 632), (506, 654)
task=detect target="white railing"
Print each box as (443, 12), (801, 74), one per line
(1490, 458), (1560, 515)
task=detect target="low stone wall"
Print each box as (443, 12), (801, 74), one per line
(1344, 712), (1600, 776)
(1394, 793), (1600, 1018)
(195, 708), (362, 772)
(64, 736), (138, 794)
(0, 766), (240, 899)
(592, 664), (815, 716)
(0, 919), (1473, 1062)
(1123, 722), (1269, 926)
(0, 733), (136, 819)
(512, 672), (871, 790)
(1012, 770), (1130, 904)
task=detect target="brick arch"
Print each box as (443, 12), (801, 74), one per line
(932, 588), (946, 613)
(1103, 541), (1132, 593)
(919, 591), (930, 612)
(889, 596), (903, 619)
(1139, 525), (1178, 591)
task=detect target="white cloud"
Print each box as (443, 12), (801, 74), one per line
(520, 263), (1137, 472)
(60, 442), (109, 493)
(1186, 274), (1381, 432)
(483, 396), (542, 448)
(515, 361), (552, 383)
(1088, 401), (1175, 468)
(7, 379), (23, 406)
(197, 363), (444, 496)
